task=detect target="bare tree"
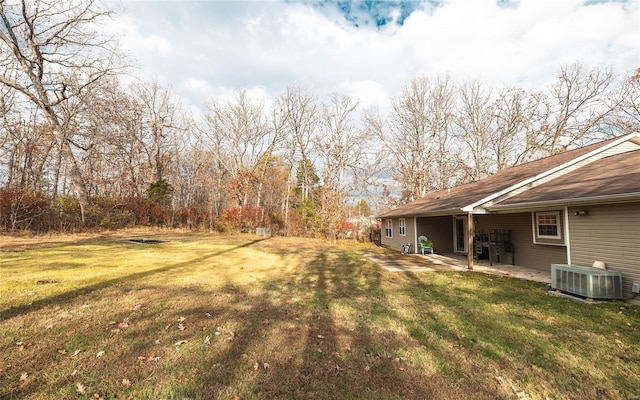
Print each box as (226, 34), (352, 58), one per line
(454, 79), (494, 181)
(204, 89), (280, 209)
(315, 94), (365, 191)
(274, 85), (319, 233)
(533, 63), (616, 155)
(314, 93), (366, 238)
(424, 74), (457, 190)
(491, 87), (542, 170)
(0, 0), (122, 222)
(366, 77), (434, 201)
(131, 80), (183, 184)
(606, 68), (640, 136)
(0, 90), (54, 190)
(367, 75), (459, 204)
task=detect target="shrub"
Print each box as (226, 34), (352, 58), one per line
(0, 188), (49, 232)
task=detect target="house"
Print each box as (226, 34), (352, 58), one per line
(379, 132), (640, 300)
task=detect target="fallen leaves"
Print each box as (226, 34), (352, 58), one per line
(215, 326), (235, 341)
(76, 382), (86, 394)
(20, 372), (28, 381)
(16, 341), (33, 351)
(137, 355), (161, 363)
(118, 318), (131, 329)
(96, 350), (105, 358)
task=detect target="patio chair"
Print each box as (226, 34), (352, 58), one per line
(418, 236), (434, 255)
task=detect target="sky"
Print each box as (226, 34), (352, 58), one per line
(107, 0), (640, 112)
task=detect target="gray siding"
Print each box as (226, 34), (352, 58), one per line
(476, 212), (567, 271)
(381, 217), (416, 253)
(569, 202), (640, 300)
(417, 216), (454, 253)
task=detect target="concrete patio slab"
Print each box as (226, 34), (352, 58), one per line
(366, 252), (551, 284)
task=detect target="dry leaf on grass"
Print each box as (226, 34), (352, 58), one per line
(174, 340), (188, 346)
(71, 350), (81, 357)
(204, 336), (211, 345)
(122, 378), (131, 388)
(76, 383), (86, 394)
(178, 316), (186, 322)
(96, 351), (105, 357)
(20, 372), (28, 381)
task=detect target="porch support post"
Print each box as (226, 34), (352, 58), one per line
(467, 213), (474, 270)
(413, 217), (418, 254)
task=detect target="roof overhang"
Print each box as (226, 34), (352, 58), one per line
(379, 208), (490, 219)
(462, 132), (640, 212)
(486, 192), (640, 213)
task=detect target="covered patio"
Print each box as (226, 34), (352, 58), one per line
(366, 252), (551, 284)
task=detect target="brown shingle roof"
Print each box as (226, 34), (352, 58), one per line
(378, 136), (628, 218)
(495, 149), (640, 206)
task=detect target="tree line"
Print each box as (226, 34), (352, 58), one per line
(1, 0), (638, 236)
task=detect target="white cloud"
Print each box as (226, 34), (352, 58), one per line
(139, 34), (173, 56)
(339, 80), (390, 109)
(109, 0), (639, 111)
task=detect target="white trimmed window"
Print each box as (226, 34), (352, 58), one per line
(399, 218), (406, 236)
(536, 211), (561, 239)
(385, 219), (393, 238)
(532, 211), (566, 245)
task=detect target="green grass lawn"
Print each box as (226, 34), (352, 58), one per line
(1, 231), (638, 400)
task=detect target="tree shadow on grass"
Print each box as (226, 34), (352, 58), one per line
(3, 242), (557, 399)
(191, 249), (510, 399)
(0, 237), (270, 321)
(399, 270), (640, 399)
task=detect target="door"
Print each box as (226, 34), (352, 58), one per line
(454, 216), (467, 253)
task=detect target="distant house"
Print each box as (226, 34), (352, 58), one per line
(379, 132), (640, 300)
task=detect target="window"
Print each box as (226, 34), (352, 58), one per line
(532, 211), (565, 245)
(385, 219), (393, 238)
(536, 211), (561, 239)
(399, 218), (406, 236)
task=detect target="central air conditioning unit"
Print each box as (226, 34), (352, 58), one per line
(551, 264), (623, 300)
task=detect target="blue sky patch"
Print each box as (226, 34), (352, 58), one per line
(306, 0), (439, 28)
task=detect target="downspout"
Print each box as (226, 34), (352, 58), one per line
(564, 206), (571, 265)
(467, 212), (474, 270)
